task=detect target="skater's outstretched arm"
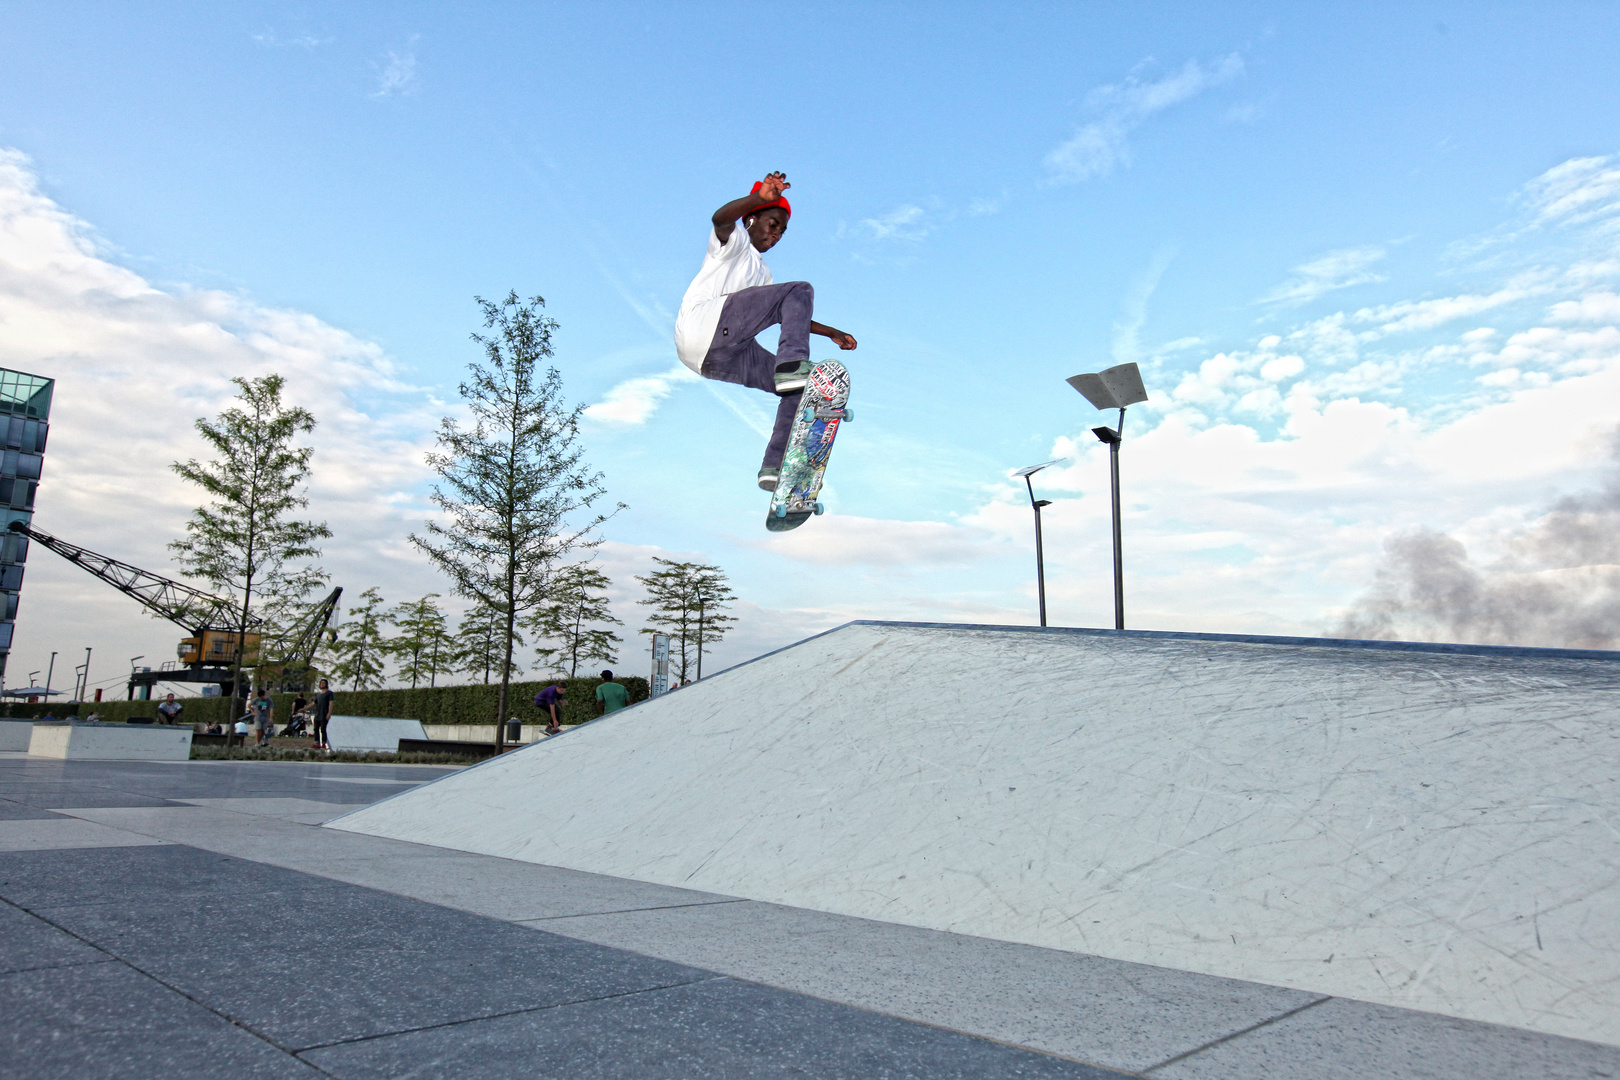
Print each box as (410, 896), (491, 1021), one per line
(713, 172), (790, 245)
(811, 322), (858, 350)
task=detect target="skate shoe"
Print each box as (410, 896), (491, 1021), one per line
(773, 359), (815, 394)
(757, 466), (780, 491)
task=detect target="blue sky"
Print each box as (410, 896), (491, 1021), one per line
(3, 3), (1620, 691)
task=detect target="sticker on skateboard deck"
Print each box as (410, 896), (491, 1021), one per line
(766, 360), (851, 532)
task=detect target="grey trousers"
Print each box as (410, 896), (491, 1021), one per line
(700, 281), (814, 471)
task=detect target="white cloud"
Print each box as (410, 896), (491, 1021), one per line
(857, 205), (931, 241)
(1258, 246), (1387, 306)
(1520, 154), (1620, 230)
(0, 149), (454, 685)
(1112, 247), (1176, 365)
(584, 363), (698, 425)
(748, 515), (996, 568)
(252, 30), (330, 49)
(371, 38), (420, 98)
(1549, 291), (1620, 323)
(994, 154), (1620, 646)
(1044, 54), (1244, 185)
(1353, 278), (1547, 336)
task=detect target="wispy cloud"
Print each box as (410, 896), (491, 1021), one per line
(371, 38), (420, 98)
(252, 30), (330, 49)
(1520, 155), (1620, 231)
(1112, 247), (1177, 365)
(1044, 54), (1244, 185)
(857, 204), (931, 241)
(1259, 246), (1387, 306)
(584, 364), (698, 426)
(749, 515), (995, 567)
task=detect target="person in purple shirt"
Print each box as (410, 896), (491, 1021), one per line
(534, 682), (566, 736)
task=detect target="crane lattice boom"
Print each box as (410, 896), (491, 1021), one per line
(7, 520), (257, 633)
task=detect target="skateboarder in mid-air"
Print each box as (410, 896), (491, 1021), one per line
(675, 172), (858, 491)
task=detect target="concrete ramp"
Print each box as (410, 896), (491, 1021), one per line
(329, 621), (1620, 1045)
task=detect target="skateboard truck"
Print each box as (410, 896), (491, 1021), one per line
(803, 406), (852, 422)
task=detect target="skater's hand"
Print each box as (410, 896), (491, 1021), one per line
(756, 171), (790, 201)
(812, 322), (857, 350)
(713, 172), (790, 243)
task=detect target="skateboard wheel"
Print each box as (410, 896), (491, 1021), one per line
(842, 407), (853, 422)
(774, 505), (787, 518)
(801, 407), (815, 422)
(813, 502), (824, 515)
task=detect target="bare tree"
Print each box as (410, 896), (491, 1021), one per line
(411, 293), (618, 749)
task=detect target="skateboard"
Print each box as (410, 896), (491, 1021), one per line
(766, 360), (852, 532)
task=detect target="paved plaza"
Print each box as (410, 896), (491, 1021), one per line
(1, 753), (1616, 1079)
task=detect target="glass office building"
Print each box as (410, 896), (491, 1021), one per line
(0, 368), (53, 683)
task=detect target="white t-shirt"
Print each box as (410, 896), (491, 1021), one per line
(674, 226), (773, 372)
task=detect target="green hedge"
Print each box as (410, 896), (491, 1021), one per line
(0, 676), (649, 728)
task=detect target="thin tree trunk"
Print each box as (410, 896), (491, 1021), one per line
(576, 608), (589, 676)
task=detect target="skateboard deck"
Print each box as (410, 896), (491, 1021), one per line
(766, 360), (851, 532)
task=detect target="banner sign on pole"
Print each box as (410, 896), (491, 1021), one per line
(651, 633), (670, 697)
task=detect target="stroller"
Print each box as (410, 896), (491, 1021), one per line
(280, 710), (311, 739)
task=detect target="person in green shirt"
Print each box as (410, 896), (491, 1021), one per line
(595, 670), (630, 717)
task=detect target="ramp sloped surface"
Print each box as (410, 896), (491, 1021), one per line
(330, 622), (1620, 1045)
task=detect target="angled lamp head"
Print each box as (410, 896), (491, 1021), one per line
(1013, 459), (1065, 479)
(1066, 362), (1149, 411)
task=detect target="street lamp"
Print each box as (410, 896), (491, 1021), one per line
(1013, 460), (1064, 627)
(695, 595), (708, 681)
(1065, 362), (1149, 630)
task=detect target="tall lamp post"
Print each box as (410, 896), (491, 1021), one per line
(1013, 460), (1064, 627)
(1065, 363), (1149, 630)
(695, 595), (707, 681)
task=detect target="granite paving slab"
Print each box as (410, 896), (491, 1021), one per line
(0, 818), (170, 851)
(1151, 994), (1620, 1080)
(0, 958), (324, 1080)
(0, 797), (63, 820)
(0, 900), (109, 975)
(15, 845), (718, 1050)
(531, 897), (1325, 1074)
(302, 974), (1129, 1080)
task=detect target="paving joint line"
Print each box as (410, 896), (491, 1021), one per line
(0, 957), (120, 978)
(288, 974), (732, 1055)
(0, 894), (342, 1077)
(519, 898), (750, 922)
(717, 971), (1151, 1078)
(1141, 994), (1333, 1074)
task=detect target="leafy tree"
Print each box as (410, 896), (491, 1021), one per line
(328, 587), (389, 691)
(636, 558), (736, 682)
(526, 563), (622, 678)
(453, 603), (521, 685)
(170, 374), (331, 709)
(409, 292), (617, 749)
(387, 594), (455, 689)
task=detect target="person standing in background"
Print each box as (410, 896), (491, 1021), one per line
(594, 670), (629, 717)
(250, 688), (274, 746)
(312, 678), (335, 750)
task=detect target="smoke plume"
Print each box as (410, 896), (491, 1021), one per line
(1333, 430), (1620, 649)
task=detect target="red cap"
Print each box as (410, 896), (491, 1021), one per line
(749, 180), (792, 220)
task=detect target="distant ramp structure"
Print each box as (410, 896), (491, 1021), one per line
(329, 621), (1620, 1046)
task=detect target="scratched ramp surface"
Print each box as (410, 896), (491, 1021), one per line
(330, 622), (1620, 1046)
